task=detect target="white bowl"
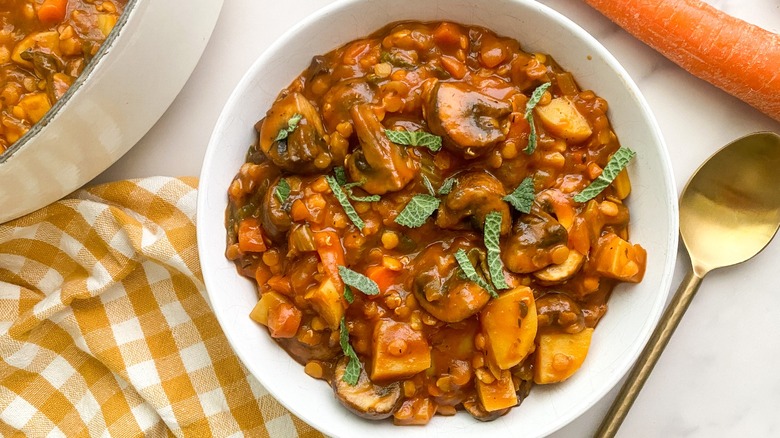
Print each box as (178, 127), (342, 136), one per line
(0, 0), (223, 223)
(197, 0), (678, 436)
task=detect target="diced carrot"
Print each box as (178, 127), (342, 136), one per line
(237, 218), (267, 253)
(365, 265), (399, 294)
(432, 22), (463, 48)
(441, 55), (467, 79)
(267, 275), (292, 296)
(38, 0), (68, 25)
(585, 0), (780, 121)
(267, 302), (302, 338)
(568, 216), (591, 256)
(313, 230), (345, 289)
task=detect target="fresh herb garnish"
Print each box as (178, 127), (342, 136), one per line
(347, 193), (381, 203)
(385, 129), (442, 152)
(380, 51), (415, 69)
(332, 169), (380, 203)
(334, 166), (348, 186)
(325, 175), (365, 230)
(523, 82), (551, 154)
(504, 177), (535, 214)
(338, 266), (380, 296)
(438, 176), (457, 196)
(339, 317), (361, 385)
(274, 178), (291, 204)
(344, 285), (355, 304)
(454, 249), (498, 298)
(275, 113), (303, 141)
(422, 175), (436, 196)
(574, 147), (636, 203)
(484, 212), (510, 290)
(394, 194), (440, 228)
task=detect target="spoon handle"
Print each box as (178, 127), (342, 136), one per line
(595, 268), (705, 438)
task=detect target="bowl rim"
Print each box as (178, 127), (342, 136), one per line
(0, 0), (140, 163)
(197, 0), (679, 435)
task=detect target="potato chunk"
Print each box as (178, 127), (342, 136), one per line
(535, 97), (592, 143)
(480, 286), (537, 370)
(250, 291), (301, 339)
(371, 319), (431, 381)
(593, 233), (647, 283)
(304, 277), (345, 330)
(534, 328), (594, 384)
(476, 369), (518, 412)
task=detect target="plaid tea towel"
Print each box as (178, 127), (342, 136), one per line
(0, 177), (325, 437)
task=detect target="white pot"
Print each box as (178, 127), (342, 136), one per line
(0, 0), (224, 223)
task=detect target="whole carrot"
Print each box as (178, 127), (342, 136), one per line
(584, 0), (780, 122)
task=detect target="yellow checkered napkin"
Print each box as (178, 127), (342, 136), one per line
(0, 177), (325, 437)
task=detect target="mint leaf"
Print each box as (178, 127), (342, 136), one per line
(574, 147), (636, 203)
(523, 82), (551, 154)
(344, 285), (354, 304)
(275, 113), (303, 141)
(338, 266), (380, 296)
(334, 166), (348, 186)
(454, 249), (498, 298)
(394, 194), (440, 228)
(339, 317), (361, 385)
(504, 177), (535, 214)
(484, 212), (510, 290)
(274, 178), (291, 204)
(385, 129), (442, 152)
(438, 176), (457, 195)
(325, 175), (365, 230)
(422, 175), (436, 196)
(347, 193), (381, 203)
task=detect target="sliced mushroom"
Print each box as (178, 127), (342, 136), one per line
(332, 357), (402, 420)
(423, 81), (512, 158)
(410, 240), (492, 323)
(502, 207), (568, 274)
(275, 334), (340, 365)
(535, 292), (586, 334)
(257, 92), (338, 173)
(321, 79), (376, 131)
(259, 176), (292, 241)
(533, 250), (585, 284)
(436, 171), (511, 234)
(463, 397), (509, 422)
(346, 104), (417, 195)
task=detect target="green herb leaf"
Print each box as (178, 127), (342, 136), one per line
(339, 317), (361, 385)
(334, 166), (348, 186)
(422, 175), (436, 196)
(274, 178), (291, 204)
(275, 113), (303, 141)
(385, 129), (442, 152)
(344, 285), (355, 304)
(394, 194), (440, 228)
(504, 177), (535, 214)
(438, 176), (457, 195)
(380, 51), (415, 69)
(347, 193), (381, 203)
(454, 249), (498, 298)
(326, 175), (365, 230)
(484, 212), (510, 290)
(338, 266), (380, 296)
(574, 147), (636, 203)
(523, 82), (551, 154)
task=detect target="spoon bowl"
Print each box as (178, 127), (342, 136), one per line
(681, 132), (780, 275)
(597, 131), (780, 437)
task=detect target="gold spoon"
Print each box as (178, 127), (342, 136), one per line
(596, 131), (780, 437)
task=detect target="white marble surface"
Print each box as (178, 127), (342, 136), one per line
(94, 1), (780, 436)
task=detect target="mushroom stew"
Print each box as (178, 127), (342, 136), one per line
(225, 20), (646, 425)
